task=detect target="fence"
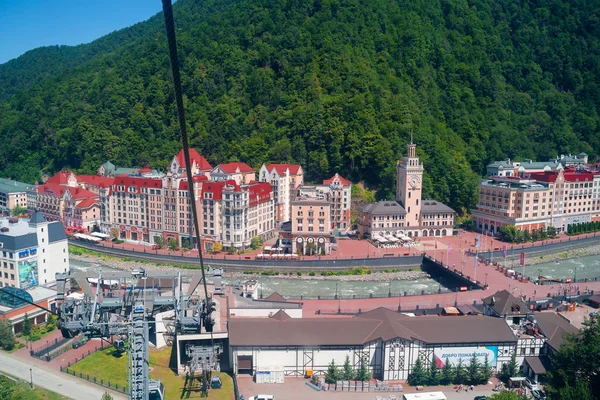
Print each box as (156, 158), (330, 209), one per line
(232, 373), (240, 400)
(31, 337), (72, 360)
(61, 366), (128, 394)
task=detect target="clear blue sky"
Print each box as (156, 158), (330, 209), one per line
(0, 0), (167, 64)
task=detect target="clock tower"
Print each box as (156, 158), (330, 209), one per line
(396, 141), (424, 229)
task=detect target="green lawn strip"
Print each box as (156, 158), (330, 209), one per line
(69, 345), (128, 389)
(1, 373), (69, 400)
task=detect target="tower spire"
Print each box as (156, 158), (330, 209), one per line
(410, 127), (413, 145)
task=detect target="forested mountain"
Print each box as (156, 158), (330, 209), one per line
(1, 0), (599, 214)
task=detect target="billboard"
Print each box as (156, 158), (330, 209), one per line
(433, 346), (498, 368)
(18, 259), (38, 290)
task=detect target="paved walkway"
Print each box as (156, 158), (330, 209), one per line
(0, 349), (126, 399)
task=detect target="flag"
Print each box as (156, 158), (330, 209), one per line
(502, 245), (507, 258)
(474, 253), (477, 270)
(520, 252), (525, 266)
(476, 235), (481, 248)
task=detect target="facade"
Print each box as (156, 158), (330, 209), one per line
(486, 153), (588, 177)
(211, 162), (256, 185)
(258, 164), (304, 224)
(358, 143), (455, 238)
(290, 198), (331, 255)
(0, 286), (57, 334)
(0, 212), (68, 288)
(472, 168), (600, 234)
(229, 308), (517, 380)
(200, 181), (275, 251)
(0, 178), (32, 213)
(35, 184), (98, 230)
(297, 173), (352, 231)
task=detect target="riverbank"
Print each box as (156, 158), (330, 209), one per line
(69, 253), (430, 282)
(501, 243), (600, 268)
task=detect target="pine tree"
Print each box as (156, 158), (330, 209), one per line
(507, 352), (519, 377)
(355, 359), (371, 382)
(0, 320), (15, 351)
(428, 358), (439, 385)
(341, 355), (355, 381)
(101, 393), (114, 400)
(22, 313), (31, 336)
(408, 358), (428, 386)
(454, 358), (466, 384)
(324, 359), (339, 384)
(467, 352), (481, 385)
(441, 357), (454, 385)
(481, 353), (493, 384)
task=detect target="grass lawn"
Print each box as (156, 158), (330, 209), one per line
(1, 374), (69, 400)
(71, 345), (234, 400)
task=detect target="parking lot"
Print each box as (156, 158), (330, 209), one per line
(237, 376), (495, 400)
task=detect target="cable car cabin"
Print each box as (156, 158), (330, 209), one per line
(113, 339), (125, 354)
(149, 380), (165, 400)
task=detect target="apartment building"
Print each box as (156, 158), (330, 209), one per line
(211, 162), (256, 185)
(0, 178), (32, 214)
(200, 181), (274, 251)
(170, 148), (212, 177)
(472, 168), (600, 234)
(0, 211), (68, 288)
(36, 184), (98, 227)
(297, 173), (352, 231)
(486, 153), (589, 177)
(258, 163), (303, 223)
(291, 198), (331, 255)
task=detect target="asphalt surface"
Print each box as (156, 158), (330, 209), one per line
(0, 350), (126, 400)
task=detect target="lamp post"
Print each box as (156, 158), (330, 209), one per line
(538, 268), (542, 283)
(29, 368), (33, 389)
(484, 273), (488, 287)
(388, 280), (392, 297)
(337, 282), (341, 314)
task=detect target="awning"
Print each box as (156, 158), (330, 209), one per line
(91, 232), (110, 238)
(525, 356), (551, 375)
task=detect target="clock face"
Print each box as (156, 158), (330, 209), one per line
(409, 176), (419, 188)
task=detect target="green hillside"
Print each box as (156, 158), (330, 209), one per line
(1, 0), (599, 214)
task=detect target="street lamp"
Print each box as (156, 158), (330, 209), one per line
(538, 268), (542, 283)
(29, 368), (33, 389)
(484, 273), (488, 287)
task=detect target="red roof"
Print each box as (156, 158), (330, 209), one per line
(112, 176), (162, 193)
(192, 175), (209, 182)
(76, 175), (114, 188)
(37, 184), (97, 200)
(217, 162), (255, 174)
(323, 173), (351, 186)
(527, 171), (558, 183)
(247, 182), (272, 206)
(563, 170), (596, 182)
(76, 198), (99, 209)
(266, 164), (302, 176)
(139, 166), (152, 173)
(46, 171), (73, 185)
(201, 181), (228, 201)
(175, 148), (212, 171)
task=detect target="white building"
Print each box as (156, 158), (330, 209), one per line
(258, 164), (303, 224)
(0, 211), (69, 288)
(229, 307), (517, 380)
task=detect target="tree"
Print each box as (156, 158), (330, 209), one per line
(481, 353), (493, 384)
(212, 242), (223, 252)
(488, 392), (528, 400)
(523, 229), (532, 243)
(540, 227), (549, 240)
(22, 314), (31, 337)
(454, 358), (466, 384)
(441, 357), (454, 385)
(498, 225), (518, 243)
(0, 320), (15, 351)
(167, 238), (178, 251)
(101, 392), (114, 400)
(545, 318), (600, 399)
(507, 352), (519, 378)
(467, 352), (481, 384)
(154, 236), (165, 249)
(531, 228), (539, 242)
(250, 236), (262, 250)
(355, 359), (371, 382)
(324, 359), (339, 384)
(407, 358), (428, 386)
(10, 205), (26, 217)
(427, 358), (439, 385)
(341, 355), (355, 381)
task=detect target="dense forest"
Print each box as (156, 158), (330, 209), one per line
(0, 0), (599, 214)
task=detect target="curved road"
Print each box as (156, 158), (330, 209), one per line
(0, 350), (125, 400)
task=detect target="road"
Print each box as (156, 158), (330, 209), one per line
(0, 350), (126, 400)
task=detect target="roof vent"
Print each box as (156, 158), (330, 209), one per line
(8, 218), (18, 224)
(0, 227), (8, 232)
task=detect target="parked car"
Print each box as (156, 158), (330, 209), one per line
(248, 395), (274, 400)
(531, 389), (546, 400)
(525, 377), (539, 390)
(474, 396), (488, 400)
(210, 375), (222, 389)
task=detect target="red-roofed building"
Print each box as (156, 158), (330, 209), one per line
(35, 183), (99, 231)
(297, 173), (352, 230)
(45, 170), (77, 187)
(170, 148), (212, 177)
(473, 167), (600, 234)
(199, 181), (274, 251)
(258, 163), (304, 223)
(211, 162), (256, 185)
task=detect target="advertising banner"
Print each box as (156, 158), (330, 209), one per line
(18, 259), (38, 290)
(434, 346), (498, 368)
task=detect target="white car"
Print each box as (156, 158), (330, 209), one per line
(248, 396), (274, 400)
(525, 377), (539, 390)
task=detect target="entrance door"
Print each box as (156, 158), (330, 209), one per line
(237, 355), (253, 375)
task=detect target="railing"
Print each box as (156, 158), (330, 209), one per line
(232, 373), (240, 400)
(31, 337), (72, 360)
(61, 366), (128, 395)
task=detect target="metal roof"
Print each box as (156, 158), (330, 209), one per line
(0, 177), (31, 194)
(48, 221), (67, 243)
(421, 200), (455, 214)
(359, 201), (406, 215)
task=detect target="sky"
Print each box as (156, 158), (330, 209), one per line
(0, 0), (167, 64)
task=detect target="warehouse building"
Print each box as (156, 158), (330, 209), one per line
(229, 307), (517, 380)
